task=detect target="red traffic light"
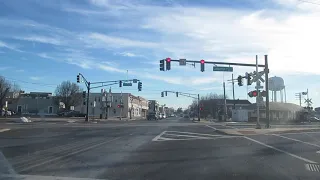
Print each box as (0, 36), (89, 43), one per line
(166, 57), (171, 62)
(252, 91), (258, 97)
(200, 107), (203, 111)
(117, 105), (121, 108)
(200, 59), (205, 64)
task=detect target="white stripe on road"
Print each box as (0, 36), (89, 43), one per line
(165, 130), (222, 137)
(244, 136), (317, 164)
(272, 134), (320, 148)
(0, 128), (10, 132)
(152, 131), (166, 141)
(305, 164), (311, 171)
(18, 137), (122, 172)
(165, 133), (212, 139)
(205, 125), (217, 130)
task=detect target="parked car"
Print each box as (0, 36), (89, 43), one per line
(309, 116), (320, 122)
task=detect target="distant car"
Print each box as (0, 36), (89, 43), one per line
(309, 116), (320, 122)
(183, 114), (189, 118)
(64, 111), (86, 117)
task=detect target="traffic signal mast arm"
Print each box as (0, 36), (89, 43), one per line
(165, 59), (265, 68)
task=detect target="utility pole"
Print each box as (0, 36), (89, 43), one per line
(232, 73), (235, 109)
(295, 93), (302, 106)
(223, 82), (227, 121)
(198, 94), (200, 121)
(256, 55), (261, 129)
(265, 55), (270, 128)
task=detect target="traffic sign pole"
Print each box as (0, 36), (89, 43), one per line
(265, 55), (270, 128)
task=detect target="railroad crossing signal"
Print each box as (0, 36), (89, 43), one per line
(200, 59), (205, 72)
(166, 57), (171, 70)
(237, 76), (243, 86)
(160, 60), (165, 71)
(77, 75), (80, 83)
(248, 90), (258, 97)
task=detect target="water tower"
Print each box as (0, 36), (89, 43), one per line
(269, 76), (286, 103)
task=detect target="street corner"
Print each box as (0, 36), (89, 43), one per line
(266, 127), (320, 135)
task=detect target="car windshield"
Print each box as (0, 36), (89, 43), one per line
(1, 0), (320, 180)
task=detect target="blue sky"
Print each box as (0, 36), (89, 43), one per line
(1, 0), (320, 109)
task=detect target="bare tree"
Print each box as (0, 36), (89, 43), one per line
(189, 93), (228, 119)
(55, 81), (82, 110)
(0, 76), (21, 115)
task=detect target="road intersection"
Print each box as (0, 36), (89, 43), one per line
(1, 117), (320, 179)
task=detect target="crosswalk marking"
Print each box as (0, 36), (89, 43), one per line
(305, 164), (320, 172)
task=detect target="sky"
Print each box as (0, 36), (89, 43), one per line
(1, 0), (320, 109)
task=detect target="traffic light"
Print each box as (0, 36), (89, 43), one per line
(166, 57), (171, 70)
(165, 91), (167, 96)
(247, 74), (252, 85)
(237, 75), (243, 86)
(138, 82), (142, 91)
(160, 60), (165, 71)
(248, 90), (258, 98)
(161, 92), (164, 97)
(82, 91), (86, 98)
(200, 107), (203, 111)
(261, 90), (267, 97)
(119, 81), (122, 87)
(200, 59), (205, 72)
(176, 92), (179, 97)
(77, 75), (80, 83)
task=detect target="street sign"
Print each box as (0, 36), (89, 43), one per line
(179, 59), (186, 66)
(212, 66), (233, 72)
(123, 82), (132, 86)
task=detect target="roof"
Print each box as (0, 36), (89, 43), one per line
(226, 99), (251, 105)
(248, 102), (303, 112)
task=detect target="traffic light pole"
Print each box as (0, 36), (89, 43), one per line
(77, 73), (141, 122)
(198, 94), (200, 121)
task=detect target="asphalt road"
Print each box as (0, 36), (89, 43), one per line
(1, 117), (320, 180)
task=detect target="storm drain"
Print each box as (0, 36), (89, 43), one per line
(305, 164), (320, 172)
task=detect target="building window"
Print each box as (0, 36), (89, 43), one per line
(17, 105), (22, 113)
(48, 106), (53, 114)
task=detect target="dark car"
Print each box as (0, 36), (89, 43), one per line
(61, 110), (86, 117)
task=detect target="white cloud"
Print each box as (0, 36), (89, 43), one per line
(15, 69), (25, 72)
(189, 77), (218, 85)
(0, 67), (10, 71)
(30, 76), (42, 81)
(15, 35), (63, 45)
(119, 52), (136, 57)
(86, 33), (158, 49)
(0, 40), (21, 52)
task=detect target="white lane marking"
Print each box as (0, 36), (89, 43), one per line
(18, 137), (121, 172)
(244, 136), (317, 164)
(272, 134), (320, 148)
(305, 164), (320, 172)
(152, 131), (166, 141)
(165, 133), (212, 139)
(0, 128), (10, 132)
(205, 125), (217, 130)
(305, 164), (311, 171)
(155, 136), (243, 141)
(165, 130), (222, 137)
(275, 131), (320, 135)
